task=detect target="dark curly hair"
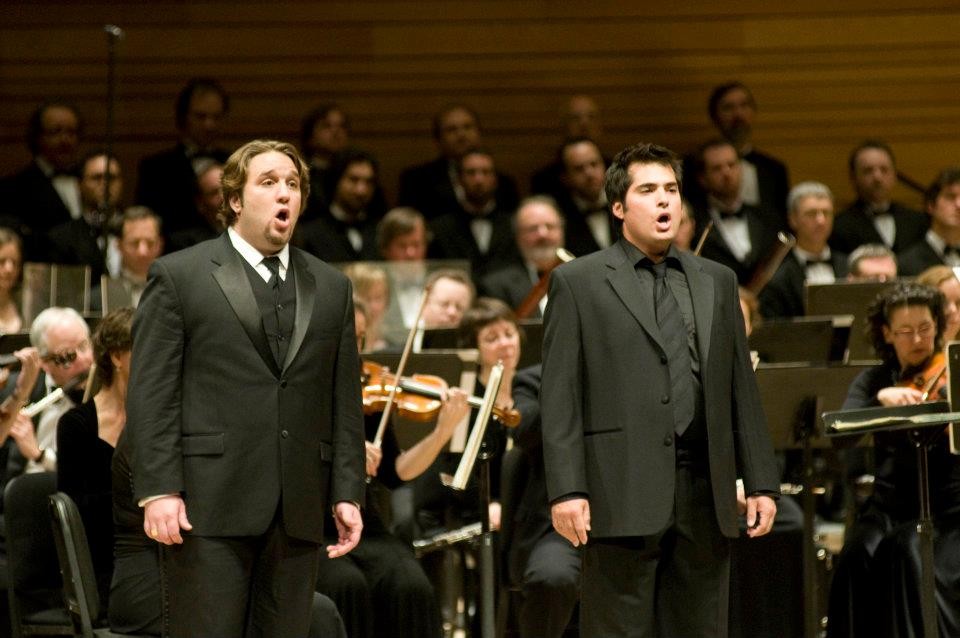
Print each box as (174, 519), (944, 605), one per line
(866, 282), (944, 367)
(93, 307), (134, 387)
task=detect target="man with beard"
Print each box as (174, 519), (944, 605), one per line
(480, 196), (566, 319)
(429, 148), (520, 278)
(295, 148), (383, 263)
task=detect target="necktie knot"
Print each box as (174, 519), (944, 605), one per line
(262, 256), (281, 286)
(650, 260), (668, 281)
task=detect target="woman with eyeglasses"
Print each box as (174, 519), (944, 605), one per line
(827, 282), (960, 638)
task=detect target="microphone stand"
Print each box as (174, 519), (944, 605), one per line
(99, 25), (124, 287)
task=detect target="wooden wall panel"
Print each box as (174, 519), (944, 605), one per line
(1, 0), (958, 213)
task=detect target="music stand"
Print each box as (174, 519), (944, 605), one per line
(823, 401), (960, 638)
(755, 362), (873, 637)
(748, 317), (839, 364)
(805, 281), (892, 362)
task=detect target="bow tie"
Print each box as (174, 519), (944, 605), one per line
(719, 207), (745, 220)
(805, 258), (831, 267)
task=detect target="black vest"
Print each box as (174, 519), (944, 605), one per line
(241, 258), (297, 367)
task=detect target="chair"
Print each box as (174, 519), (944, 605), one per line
(3, 473), (72, 638)
(48, 492), (149, 638)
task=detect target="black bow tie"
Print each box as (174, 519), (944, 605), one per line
(805, 258), (831, 267)
(720, 207), (745, 220)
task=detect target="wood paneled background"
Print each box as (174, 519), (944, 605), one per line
(2, 1), (959, 209)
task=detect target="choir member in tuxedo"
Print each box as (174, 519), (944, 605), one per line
(530, 95), (606, 198)
(165, 159), (225, 253)
(693, 139), (780, 285)
(375, 207), (431, 346)
(830, 141), (928, 255)
(299, 103), (351, 215)
(553, 138), (617, 256)
(98, 207), (164, 310)
(898, 168), (960, 275)
(0, 101), (83, 260)
(295, 148), (383, 263)
(136, 78), (231, 236)
(480, 196), (566, 319)
(846, 243), (898, 282)
(759, 182), (848, 318)
(128, 140), (365, 637)
(827, 282), (960, 638)
(398, 104), (518, 220)
(542, 142), (779, 637)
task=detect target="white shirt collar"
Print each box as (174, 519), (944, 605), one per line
(227, 226), (289, 276)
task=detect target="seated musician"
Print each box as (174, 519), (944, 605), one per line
(827, 282), (960, 637)
(916, 264), (960, 342)
(315, 298), (470, 638)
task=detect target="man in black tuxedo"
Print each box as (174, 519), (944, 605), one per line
(759, 181), (848, 319)
(898, 167), (960, 276)
(694, 139), (780, 285)
(0, 101), (83, 260)
(554, 138), (617, 257)
(136, 78), (231, 236)
(530, 95), (605, 197)
(830, 140), (927, 255)
(295, 148), (382, 263)
(128, 139), (365, 637)
(542, 142), (779, 637)
(480, 195), (566, 319)
(397, 104), (518, 219)
(428, 148), (520, 278)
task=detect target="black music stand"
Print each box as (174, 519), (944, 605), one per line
(805, 281), (893, 362)
(823, 402), (960, 638)
(748, 316), (841, 364)
(755, 362), (872, 638)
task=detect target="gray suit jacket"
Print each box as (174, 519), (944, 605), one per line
(541, 242), (779, 539)
(127, 233), (365, 543)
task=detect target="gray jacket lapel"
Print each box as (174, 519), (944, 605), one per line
(605, 248), (665, 353)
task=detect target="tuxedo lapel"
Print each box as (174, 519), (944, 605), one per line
(680, 252), (714, 369)
(210, 235), (280, 376)
(283, 250), (316, 373)
(605, 248), (664, 353)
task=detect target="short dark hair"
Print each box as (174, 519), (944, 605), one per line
(26, 101), (82, 155)
(694, 137), (737, 176)
(707, 81), (754, 124)
(848, 140), (896, 175)
(924, 167), (960, 207)
(557, 136), (602, 171)
(120, 206), (162, 237)
(431, 103), (480, 140)
(93, 307), (133, 387)
(866, 282), (944, 366)
(603, 143), (682, 208)
(376, 207), (428, 255)
(299, 103), (350, 154)
(326, 147), (379, 195)
(458, 297), (520, 348)
(175, 77), (229, 130)
(455, 147), (494, 175)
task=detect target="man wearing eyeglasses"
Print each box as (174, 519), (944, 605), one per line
(6, 306), (92, 474)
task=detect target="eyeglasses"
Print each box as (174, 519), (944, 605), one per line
(891, 323), (935, 341)
(42, 338), (90, 368)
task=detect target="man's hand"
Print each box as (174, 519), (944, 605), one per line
(364, 442), (382, 477)
(551, 497), (591, 547)
(745, 495), (777, 538)
(143, 495), (192, 545)
(327, 501), (363, 558)
(9, 414), (40, 460)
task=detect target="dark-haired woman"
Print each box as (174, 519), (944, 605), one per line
(827, 282), (960, 637)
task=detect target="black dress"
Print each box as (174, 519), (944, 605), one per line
(56, 400), (116, 609)
(827, 363), (960, 638)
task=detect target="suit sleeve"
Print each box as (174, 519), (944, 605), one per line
(329, 279), (366, 507)
(729, 274), (781, 496)
(127, 259), (187, 501)
(540, 268), (588, 503)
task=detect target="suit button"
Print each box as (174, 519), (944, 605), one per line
(281, 430), (289, 439)
(663, 435), (673, 447)
(280, 379), (288, 388)
(276, 304), (283, 311)
(661, 395), (669, 404)
(660, 356), (668, 364)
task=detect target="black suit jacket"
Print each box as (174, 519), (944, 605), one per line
(0, 161), (76, 260)
(46, 218), (107, 281)
(136, 144), (230, 235)
(696, 204), (780, 285)
(127, 233), (365, 543)
(829, 200), (928, 255)
(294, 213), (379, 263)
(758, 251), (849, 319)
(555, 192), (619, 258)
(682, 149), (790, 225)
(541, 243), (779, 538)
(397, 157), (519, 220)
(479, 262), (540, 318)
(428, 208), (520, 278)
(897, 239), (945, 277)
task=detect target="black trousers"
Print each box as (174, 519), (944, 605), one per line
(517, 530), (581, 638)
(581, 458), (730, 638)
(161, 516), (320, 638)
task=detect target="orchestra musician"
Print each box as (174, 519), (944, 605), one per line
(827, 282), (960, 637)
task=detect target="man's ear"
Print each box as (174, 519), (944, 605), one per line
(229, 193), (242, 215)
(611, 201), (625, 221)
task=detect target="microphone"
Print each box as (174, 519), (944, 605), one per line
(0, 354), (22, 371)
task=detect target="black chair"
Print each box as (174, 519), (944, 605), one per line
(48, 492), (149, 638)
(3, 473), (72, 638)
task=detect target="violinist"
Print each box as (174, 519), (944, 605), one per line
(479, 196), (566, 319)
(315, 298), (471, 638)
(916, 264), (960, 342)
(827, 282), (960, 637)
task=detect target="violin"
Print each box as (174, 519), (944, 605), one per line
(361, 360), (521, 428)
(898, 351), (948, 402)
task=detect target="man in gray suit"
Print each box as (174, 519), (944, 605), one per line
(128, 139), (365, 637)
(542, 142), (779, 637)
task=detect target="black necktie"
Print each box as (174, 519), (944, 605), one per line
(262, 256), (281, 288)
(650, 261), (694, 436)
